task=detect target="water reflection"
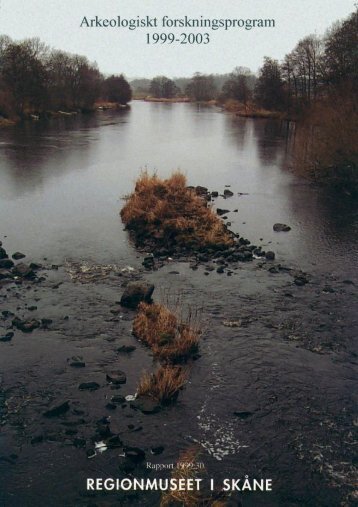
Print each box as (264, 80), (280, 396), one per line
(0, 102), (356, 273)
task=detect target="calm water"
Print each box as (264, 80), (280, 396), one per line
(0, 101), (357, 273)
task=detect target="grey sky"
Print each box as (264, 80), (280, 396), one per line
(0, 0), (355, 78)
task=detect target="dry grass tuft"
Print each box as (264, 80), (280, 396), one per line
(137, 365), (188, 404)
(133, 302), (200, 362)
(120, 170), (234, 251)
(161, 446), (229, 507)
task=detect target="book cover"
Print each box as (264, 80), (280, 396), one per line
(0, 1), (357, 506)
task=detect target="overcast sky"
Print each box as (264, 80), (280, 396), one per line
(0, 0), (355, 78)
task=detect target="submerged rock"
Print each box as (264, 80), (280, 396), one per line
(273, 223), (291, 232)
(124, 446), (146, 462)
(223, 189), (234, 197)
(120, 282), (154, 309)
(265, 251), (275, 260)
(79, 382), (100, 391)
(43, 401), (70, 418)
(117, 344), (136, 353)
(106, 370), (126, 385)
(12, 252), (26, 260)
(12, 263), (35, 279)
(12, 317), (41, 333)
(216, 208), (230, 216)
(0, 247), (8, 260)
(130, 396), (161, 414)
(0, 259), (14, 269)
(0, 332), (14, 342)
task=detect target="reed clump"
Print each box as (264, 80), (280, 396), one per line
(120, 171), (234, 251)
(137, 365), (188, 404)
(133, 302), (200, 362)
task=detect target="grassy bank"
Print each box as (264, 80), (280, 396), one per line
(220, 99), (284, 119)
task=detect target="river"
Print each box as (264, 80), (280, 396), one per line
(0, 102), (357, 506)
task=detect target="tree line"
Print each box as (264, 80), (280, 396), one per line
(0, 35), (132, 119)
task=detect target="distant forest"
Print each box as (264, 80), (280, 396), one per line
(0, 36), (132, 119)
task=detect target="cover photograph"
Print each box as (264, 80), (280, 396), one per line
(0, 1), (357, 505)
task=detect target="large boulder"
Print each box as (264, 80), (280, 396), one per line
(120, 282), (154, 309)
(0, 247), (8, 260)
(273, 223), (291, 232)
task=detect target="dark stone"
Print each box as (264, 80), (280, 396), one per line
(223, 189), (234, 197)
(12, 263), (35, 279)
(233, 411), (253, 419)
(105, 403), (117, 410)
(12, 317), (41, 333)
(106, 370), (126, 385)
(0, 332), (14, 342)
(211, 191), (219, 198)
(107, 435), (123, 448)
(111, 395), (126, 405)
(294, 276), (308, 286)
(41, 318), (53, 328)
(273, 223), (291, 232)
(130, 397), (161, 414)
(216, 208), (230, 216)
(151, 446), (164, 455)
(216, 266), (225, 274)
(68, 356), (86, 368)
(195, 185), (208, 196)
(120, 282), (155, 309)
(43, 401), (70, 418)
(117, 344), (136, 353)
(79, 382), (100, 391)
(28, 306), (37, 311)
(265, 251), (275, 260)
(0, 259), (14, 269)
(29, 262), (42, 270)
(0, 270), (13, 280)
(12, 252), (26, 260)
(31, 434), (44, 444)
(118, 457), (136, 473)
(0, 247), (8, 260)
(124, 446), (146, 462)
(73, 438), (86, 448)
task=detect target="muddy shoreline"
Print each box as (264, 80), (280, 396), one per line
(1, 191), (357, 506)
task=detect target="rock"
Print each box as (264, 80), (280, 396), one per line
(12, 263), (35, 279)
(0, 259), (14, 269)
(28, 306), (37, 311)
(41, 318), (53, 328)
(142, 255), (155, 269)
(211, 191), (219, 198)
(265, 251), (275, 260)
(151, 446), (164, 455)
(0, 247), (8, 260)
(120, 282), (154, 309)
(43, 401), (70, 418)
(0, 270), (13, 280)
(223, 189), (234, 197)
(233, 411), (253, 419)
(124, 446), (146, 462)
(31, 434), (44, 444)
(12, 252), (26, 260)
(216, 208), (230, 216)
(117, 344), (136, 353)
(12, 317), (40, 333)
(0, 332), (14, 342)
(79, 382), (100, 391)
(216, 266), (225, 274)
(294, 276), (308, 286)
(130, 396), (161, 414)
(111, 394), (126, 404)
(273, 223), (291, 232)
(107, 435), (123, 448)
(68, 356), (85, 368)
(29, 262), (42, 270)
(195, 185), (208, 196)
(106, 370), (126, 384)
